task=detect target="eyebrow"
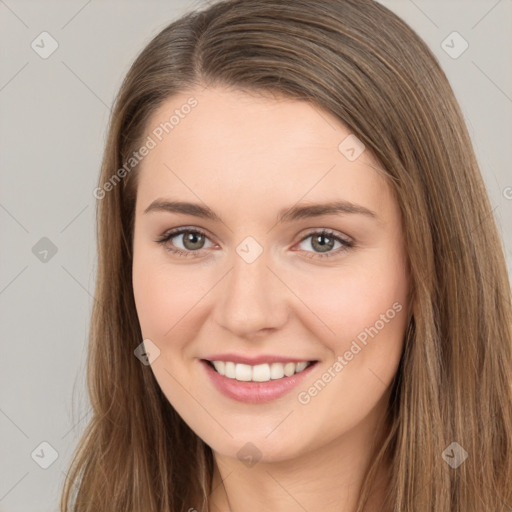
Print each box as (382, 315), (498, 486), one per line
(143, 199), (378, 224)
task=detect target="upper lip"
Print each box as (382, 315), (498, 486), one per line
(202, 353), (318, 365)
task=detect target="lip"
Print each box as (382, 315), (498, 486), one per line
(203, 353), (316, 365)
(200, 359), (318, 404)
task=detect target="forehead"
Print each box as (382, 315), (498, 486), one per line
(136, 86), (392, 219)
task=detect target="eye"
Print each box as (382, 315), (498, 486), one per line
(296, 229), (354, 259)
(155, 227), (354, 259)
(155, 227), (215, 258)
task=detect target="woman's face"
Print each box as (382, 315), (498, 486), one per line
(132, 85), (409, 463)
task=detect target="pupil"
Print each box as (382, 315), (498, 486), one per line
(313, 234), (334, 253)
(184, 232), (204, 250)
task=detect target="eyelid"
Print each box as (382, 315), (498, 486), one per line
(295, 228), (354, 259)
(155, 226), (354, 259)
(155, 226), (215, 257)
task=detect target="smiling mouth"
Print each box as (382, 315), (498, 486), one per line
(203, 359), (318, 383)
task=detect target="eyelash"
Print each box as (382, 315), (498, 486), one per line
(155, 227), (355, 259)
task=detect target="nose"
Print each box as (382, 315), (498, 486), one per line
(212, 247), (289, 339)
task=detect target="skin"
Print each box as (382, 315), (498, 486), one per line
(132, 85), (410, 512)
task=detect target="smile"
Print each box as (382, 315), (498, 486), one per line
(208, 360), (313, 382)
(200, 359), (319, 403)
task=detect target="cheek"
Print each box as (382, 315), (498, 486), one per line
(290, 259), (407, 441)
(132, 249), (197, 340)
(289, 255), (408, 351)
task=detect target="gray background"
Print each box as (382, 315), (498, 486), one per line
(0, 1), (511, 511)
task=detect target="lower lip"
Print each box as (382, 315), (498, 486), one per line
(200, 360), (318, 404)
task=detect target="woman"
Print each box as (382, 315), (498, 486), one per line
(60, 0), (512, 511)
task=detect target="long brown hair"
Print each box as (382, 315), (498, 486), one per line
(60, 0), (512, 510)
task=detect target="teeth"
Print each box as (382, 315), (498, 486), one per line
(269, 362), (284, 379)
(224, 361), (236, 379)
(283, 362), (295, 377)
(296, 361), (308, 372)
(211, 360), (312, 382)
(252, 363), (270, 382)
(235, 363), (252, 381)
(213, 361), (225, 375)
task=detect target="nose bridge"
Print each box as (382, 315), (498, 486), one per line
(214, 240), (287, 336)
